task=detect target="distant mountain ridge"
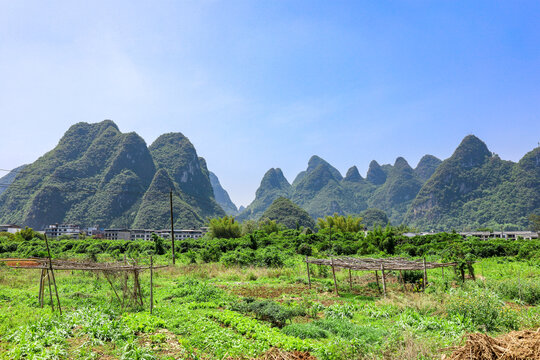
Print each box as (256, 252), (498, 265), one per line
(239, 135), (539, 231)
(0, 121), (225, 229)
(209, 172), (238, 215)
(1, 125), (537, 232)
(0, 165), (27, 196)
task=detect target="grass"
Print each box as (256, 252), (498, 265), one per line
(0, 255), (539, 359)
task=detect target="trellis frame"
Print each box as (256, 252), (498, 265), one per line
(0, 257), (166, 313)
(304, 256), (458, 296)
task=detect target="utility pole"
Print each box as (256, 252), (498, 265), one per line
(170, 190), (175, 265)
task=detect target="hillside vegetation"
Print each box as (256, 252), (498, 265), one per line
(0, 121), (225, 229)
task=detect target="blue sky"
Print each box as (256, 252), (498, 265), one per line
(1, 1), (539, 206)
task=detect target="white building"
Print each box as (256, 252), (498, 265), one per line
(104, 228), (206, 241)
(44, 224), (81, 238)
(0, 224), (21, 233)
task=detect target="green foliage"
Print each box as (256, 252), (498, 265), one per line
(530, 213), (540, 232)
(323, 304), (356, 320)
(237, 168), (292, 221)
(208, 216), (242, 239)
(317, 213), (363, 233)
(0, 121), (226, 230)
(359, 208), (389, 230)
(406, 138), (540, 231)
(151, 233), (166, 255)
(257, 218), (283, 234)
(260, 197), (316, 230)
(233, 299), (304, 328)
(165, 279), (229, 304)
(15, 227), (44, 241)
(281, 323), (329, 339)
(487, 278), (540, 305)
(446, 284), (519, 331)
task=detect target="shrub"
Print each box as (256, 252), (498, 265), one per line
(297, 243), (312, 256)
(323, 304), (356, 319)
(256, 246), (284, 267)
(446, 284), (518, 331)
(488, 278), (540, 305)
(221, 248), (256, 267)
(233, 299), (300, 328)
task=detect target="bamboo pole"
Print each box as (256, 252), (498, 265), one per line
(331, 258), (339, 296)
(348, 268), (352, 291)
(441, 266), (445, 282)
(44, 234), (61, 314)
(150, 256), (154, 314)
(381, 264), (387, 297)
(305, 255), (311, 289)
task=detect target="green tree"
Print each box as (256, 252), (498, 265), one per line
(529, 214), (540, 232)
(208, 216), (242, 239)
(15, 227), (43, 241)
(151, 233), (166, 255)
(317, 213), (364, 233)
(258, 218), (282, 234)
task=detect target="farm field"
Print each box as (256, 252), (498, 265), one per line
(1, 250), (540, 360)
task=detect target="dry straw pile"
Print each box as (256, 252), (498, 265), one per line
(443, 329), (540, 360)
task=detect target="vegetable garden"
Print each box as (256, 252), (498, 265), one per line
(1, 228), (540, 359)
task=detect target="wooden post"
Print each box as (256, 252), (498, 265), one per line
(375, 270), (381, 293)
(331, 258), (339, 296)
(150, 256), (154, 314)
(381, 264), (387, 297)
(423, 257), (428, 291)
(103, 271), (122, 304)
(441, 266), (445, 282)
(348, 268), (352, 291)
(170, 190), (176, 265)
(46, 269), (54, 311)
(38, 268), (45, 308)
(122, 255), (128, 309)
(305, 255), (311, 289)
(44, 234), (61, 314)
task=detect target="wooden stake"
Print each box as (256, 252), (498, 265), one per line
(381, 264), (387, 297)
(134, 270), (143, 306)
(44, 234), (61, 314)
(170, 190), (175, 265)
(331, 258), (339, 296)
(38, 268), (45, 308)
(441, 266), (445, 282)
(305, 255), (311, 289)
(375, 270), (381, 293)
(150, 256), (154, 314)
(348, 268), (353, 291)
(46, 269), (54, 311)
(423, 257), (428, 291)
(103, 271), (122, 304)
